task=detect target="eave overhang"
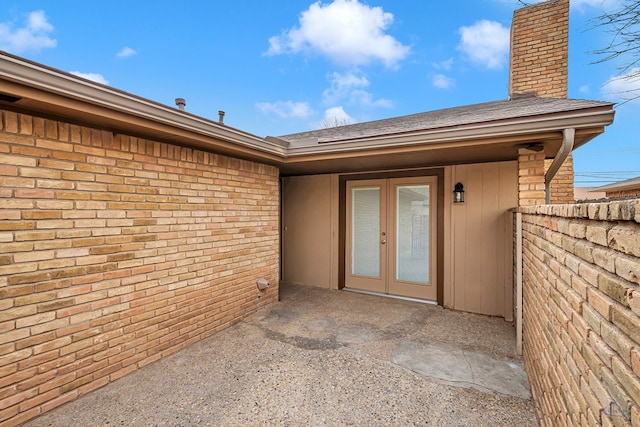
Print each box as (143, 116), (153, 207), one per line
(278, 105), (614, 175)
(0, 52), (287, 165)
(0, 51), (615, 177)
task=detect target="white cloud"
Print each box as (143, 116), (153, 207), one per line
(432, 74), (455, 89)
(321, 106), (355, 127)
(117, 46), (137, 58)
(256, 101), (315, 119)
(323, 71), (369, 104)
(0, 10), (57, 54)
(569, 0), (619, 10)
(433, 58), (454, 71)
(322, 71), (391, 108)
(348, 90), (393, 108)
(69, 71), (109, 85)
(265, 0), (410, 68)
(579, 84), (590, 95)
(602, 68), (640, 102)
(457, 20), (510, 70)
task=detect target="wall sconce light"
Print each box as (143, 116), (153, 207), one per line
(453, 182), (465, 203)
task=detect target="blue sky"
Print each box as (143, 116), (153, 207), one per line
(1, 0), (638, 186)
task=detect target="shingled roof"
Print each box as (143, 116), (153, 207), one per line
(594, 176), (640, 192)
(278, 96), (614, 147)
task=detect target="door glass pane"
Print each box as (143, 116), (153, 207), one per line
(396, 185), (429, 283)
(352, 188), (380, 277)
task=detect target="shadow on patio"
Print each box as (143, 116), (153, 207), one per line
(23, 284), (537, 426)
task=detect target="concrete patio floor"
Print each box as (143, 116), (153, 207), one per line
(24, 284), (538, 426)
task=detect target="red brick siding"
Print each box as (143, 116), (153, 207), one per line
(0, 109), (280, 426)
(520, 201), (640, 425)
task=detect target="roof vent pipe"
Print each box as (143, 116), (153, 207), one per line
(544, 128), (575, 204)
(218, 110), (225, 124)
(175, 98), (186, 111)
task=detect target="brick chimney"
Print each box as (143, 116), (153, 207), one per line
(509, 0), (569, 99)
(510, 0), (574, 204)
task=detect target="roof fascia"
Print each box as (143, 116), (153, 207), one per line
(0, 53), (287, 158)
(283, 107), (614, 157)
(0, 53), (614, 165)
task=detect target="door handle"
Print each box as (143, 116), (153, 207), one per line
(381, 240), (386, 244)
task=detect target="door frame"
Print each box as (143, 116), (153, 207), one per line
(345, 179), (388, 293)
(338, 168), (445, 305)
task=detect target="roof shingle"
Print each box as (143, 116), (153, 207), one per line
(277, 97), (613, 147)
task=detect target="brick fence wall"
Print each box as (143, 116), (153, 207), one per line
(0, 109), (280, 426)
(520, 200), (640, 425)
(607, 190), (640, 199)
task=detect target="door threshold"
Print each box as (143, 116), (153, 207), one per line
(343, 288), (437, 305)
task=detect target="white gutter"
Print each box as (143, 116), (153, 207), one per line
(0, 53), (612, 162)
(0, 52), (287, 157)
(283, 113), (608, 158)
(516, 211), (523, 356)
(544, 128), (575, 204)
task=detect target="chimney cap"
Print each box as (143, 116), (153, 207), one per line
(175, 98), (186, 110)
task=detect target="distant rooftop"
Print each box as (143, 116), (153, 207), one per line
(594, 176), (640, 192)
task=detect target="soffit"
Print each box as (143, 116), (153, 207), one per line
(279, 127), (606, 175)
(276, 97), (614, 175)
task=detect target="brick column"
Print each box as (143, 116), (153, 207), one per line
(518, 147), (546, 206)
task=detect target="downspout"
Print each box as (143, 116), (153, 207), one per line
(544, 128), (575, 204)
(516, 211), (523, 355)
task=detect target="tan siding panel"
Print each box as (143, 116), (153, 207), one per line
(282, 175), (332, 288)
(452, 161), (518, 317)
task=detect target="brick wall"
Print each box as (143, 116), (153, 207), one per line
(0, 109), (280, 426)
(509, 0), (569, 99)
(520, 200), (640, 425)
(606, 189), (640, 199)
(518, 147), (546, 207)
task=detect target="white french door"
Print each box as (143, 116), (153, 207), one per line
(345, 177), (437, 301)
